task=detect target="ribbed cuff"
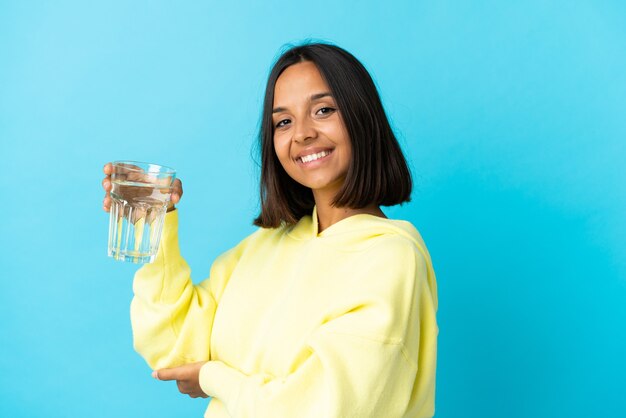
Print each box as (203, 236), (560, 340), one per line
(158, 209), (179, 258)
(199, 361), (245, 410)
(132, 209), (182, 303)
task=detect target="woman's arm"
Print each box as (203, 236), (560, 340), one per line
(197, 240), (438, 418)
(130, 210), (247, 370)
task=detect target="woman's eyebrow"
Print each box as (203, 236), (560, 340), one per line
(272, 92), (334, 114)
(310, 92), (332, 101)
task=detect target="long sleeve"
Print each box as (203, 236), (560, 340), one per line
(130, 210), (247, 370)
(198, 237), (438, 418)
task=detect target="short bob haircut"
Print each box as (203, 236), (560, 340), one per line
(254, 42), (412, 228)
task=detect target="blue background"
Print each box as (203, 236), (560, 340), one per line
(1, 1), (624, 417)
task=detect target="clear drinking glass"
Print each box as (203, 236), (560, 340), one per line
(107, 161), (176, 263)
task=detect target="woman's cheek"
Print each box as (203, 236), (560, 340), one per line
(273, 135), (290, 166)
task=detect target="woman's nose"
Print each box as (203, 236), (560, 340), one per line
(293, 118), (317, 143)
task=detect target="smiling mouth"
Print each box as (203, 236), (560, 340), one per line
(297, 150), (333, 164)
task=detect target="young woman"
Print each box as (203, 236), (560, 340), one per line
(102, 43), (438, 418)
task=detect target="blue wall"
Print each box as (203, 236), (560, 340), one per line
(1, 1), (624, 417)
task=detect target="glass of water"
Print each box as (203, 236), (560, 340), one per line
(107, 161), (176, 263)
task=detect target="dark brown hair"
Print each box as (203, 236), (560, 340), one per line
(254, 42), (412, 228)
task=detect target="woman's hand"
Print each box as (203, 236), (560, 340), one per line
(102, 162), (183, 212)
(152, 362), (209, 398)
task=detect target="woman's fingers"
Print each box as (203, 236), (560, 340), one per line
(103, 196), (111, 212)
(169, 179), (183, 206)
(152, 362), (208, 399)
(102, 163), (113, 212)
(102, 177), (112, 191)
(103, 162), (181, 213)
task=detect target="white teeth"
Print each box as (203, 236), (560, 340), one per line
(300, 150), (331, 163)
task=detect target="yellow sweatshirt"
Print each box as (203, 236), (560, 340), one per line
(131, 208), (438, 418)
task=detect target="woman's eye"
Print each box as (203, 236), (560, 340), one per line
(316, 107), (336, 115)
(275, 119), (291, 128)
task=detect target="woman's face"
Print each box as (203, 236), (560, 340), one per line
(272, 61), (351, 199)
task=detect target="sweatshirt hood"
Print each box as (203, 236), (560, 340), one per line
(286, 206), (430, 255)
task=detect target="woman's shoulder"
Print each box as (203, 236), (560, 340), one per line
(316, 214), (429, 255)
(341, 217), (435, 287)
(220, 221), (295, 256)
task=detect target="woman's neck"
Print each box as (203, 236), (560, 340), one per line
(314, 191), (385, 233)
